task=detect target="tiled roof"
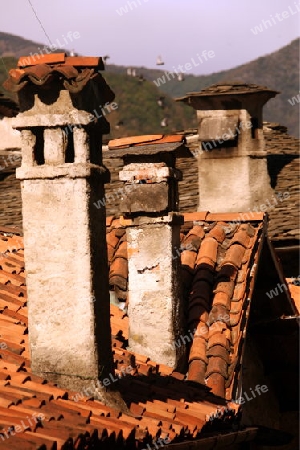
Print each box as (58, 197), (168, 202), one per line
(2, 53), (114, 96)
(17, 54), (105, 69)
(0, 226), (256, 449)
(107, 212), (280, 400)
(0, 151), (22, 228)
(264, 122), (299, 156)
(108, 134), (185, 149)
(263, 123), (300, 242)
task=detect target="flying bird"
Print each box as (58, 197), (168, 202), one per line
(156, 55), (165, 65)
(115, 120), (124, 129)
(157, 97), (165, 108)
(161, 117), (168, 127)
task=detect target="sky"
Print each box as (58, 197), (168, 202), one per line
(0, 0), (299, 75)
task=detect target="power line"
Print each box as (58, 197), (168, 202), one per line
(26, 0), (53, 46)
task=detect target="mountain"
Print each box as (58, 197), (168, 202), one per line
(0, 33), (197, 138)
(0, 31), (65, 58)
(0, 32), (299, 137)
(105, 39), (299, 137)
(100, 72), (197, 139)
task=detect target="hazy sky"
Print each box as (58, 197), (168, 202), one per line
(1, 0), (299, 74)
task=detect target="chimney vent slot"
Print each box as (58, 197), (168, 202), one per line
(32, 127), (45, 165)
(65, 132), (75, 163)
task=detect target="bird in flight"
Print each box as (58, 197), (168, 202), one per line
(156, 55), (165, 65)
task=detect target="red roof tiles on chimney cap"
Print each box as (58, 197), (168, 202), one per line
(17, 53), (105, 70)
(108, 135), (185, 149)
(18, 53), (66, 67)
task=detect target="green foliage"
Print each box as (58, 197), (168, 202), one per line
(107, 39), (299, 137)
(0, 56), (18, 100)
(103, 73), (197, 139)
(0, 31), (298, 137)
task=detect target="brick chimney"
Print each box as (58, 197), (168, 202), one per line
(108, 136), (192, 370)
(4, 55), (117, 398)
(177, 82), (279, 212)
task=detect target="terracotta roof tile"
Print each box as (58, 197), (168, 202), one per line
(206, 372), (226, 398)
(208, 322), (229, 338)
(221, 244), (246, 270)
(115, 240), (127, 259)
(183, 212), (209, 222)
(206, 344), (230, 363)
(208, 223), (227, 243)
(206, 212), (265, 222)
(18, 53), (65, 67)
(65, 56), (104, 68)
(196, 238), (218, 267)
(206, 356), (228, 379)
(189, 337), (207, 364)
(17, 54), (104, 69)
(0, 222), (272, 448)
(194, 321), (209, 340)
(286, 279), (300, 313)
(208, 305), (230, 326)
(108, 134), (184, 149)
(212, 291), (231, 309)
(181, 250), (197, 271)
(230, 229), (251, 248)
(182, 235), (201, 252)
(207, 332), (230, 350)
(106, 229), (121, 249)
(213, 279), (235, 298)
(4, 57), (112, 98)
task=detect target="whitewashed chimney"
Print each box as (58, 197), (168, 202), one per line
(5, 56), (117, 399)
(177, 82), (279, 212)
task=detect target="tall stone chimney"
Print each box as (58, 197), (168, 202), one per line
(4, 55), (116, 397)
(108, 136), (191, 370)
(177, 82), (279, 212)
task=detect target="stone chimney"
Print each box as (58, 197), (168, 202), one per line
(108, 136), (191, 370)
(4, 55), (117, 397)
(177, 82), (279, 212)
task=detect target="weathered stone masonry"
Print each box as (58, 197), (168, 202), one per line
(6, 57), (118, 398)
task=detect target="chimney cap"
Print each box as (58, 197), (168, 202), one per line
(176, 81), (280, 103)
(17, 53), (105, 70)
(3, 54), (107, 94)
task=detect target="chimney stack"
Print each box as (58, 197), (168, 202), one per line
(177, 82), (279, 213)
(4, 55), (116, 397)
(108, 136), (191, 370)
